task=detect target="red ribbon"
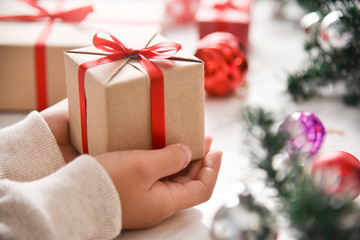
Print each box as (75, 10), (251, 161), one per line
(212, 0), (237, 32)
(78, 30), (181, 154)
(167, 0), (199, 23)
(213, 0), (238, 11)
(0, 0), (93, 110)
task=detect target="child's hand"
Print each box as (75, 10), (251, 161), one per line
(40, 99), (79, 163)
(41, 99), (222, 229)
(96, 137), (222, 229)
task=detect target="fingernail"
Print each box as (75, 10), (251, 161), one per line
(179, 144), (192, 163)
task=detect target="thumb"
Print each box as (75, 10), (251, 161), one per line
(146, 144), (192, 180)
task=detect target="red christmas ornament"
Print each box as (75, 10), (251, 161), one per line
(311, 151), (360, 200)
(195, 32), (247, 96)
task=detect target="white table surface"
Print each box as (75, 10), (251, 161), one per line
(1, 1), (359, 239)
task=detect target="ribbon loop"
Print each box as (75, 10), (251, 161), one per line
(92, 30), (181, 59)
(52, 6), (94, 22)
(213, 0), (245, 12)
(0, 1), (93, 23)
(23, 0), (50, 16)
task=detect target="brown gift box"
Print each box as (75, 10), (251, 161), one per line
(64, 32), (205, 160)
(0, 0), (166, 111)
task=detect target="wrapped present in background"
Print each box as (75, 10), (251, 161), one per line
(164, 0), (201, 25)
(64, 31), (205, 160)
(195, 0), (253, 50)
(0, 0), (166, 111)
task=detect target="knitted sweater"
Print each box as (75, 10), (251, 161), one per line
(0, 111), (121, 240)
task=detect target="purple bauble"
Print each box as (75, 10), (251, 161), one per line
(279, 111), (326, 157)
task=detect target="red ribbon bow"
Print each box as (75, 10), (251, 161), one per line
(0, 0), (93, 110)
(212, 0), (244, 34)
(167, 0), (198, 24)
(78, 30), (181, 154)
(0, 0), (93, 22)
(214, 0), (238, 11)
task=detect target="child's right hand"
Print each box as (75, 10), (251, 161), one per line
(95, 136), (222, 229)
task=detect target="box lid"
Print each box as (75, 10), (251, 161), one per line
(65, 32), (202, 86)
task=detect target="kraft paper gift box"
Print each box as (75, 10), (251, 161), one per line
(64, 32), (205, 160)
(0, 0), (166, 111)
(195, 0), (252, 50)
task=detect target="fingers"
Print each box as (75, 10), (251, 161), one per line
(54, 98), (68, 108)
(40, 98), (69, 131)
(118, 136), (212, 184)
(56, 98), (69, 112)
(205, 136), (213, 154)
(186, 136), (213, 179)
(169, 136), (213, 182)
(41, 98), (68, 114)
(166, 150), (222, 211)
(135, 144), (192, 181)
(195, 150), (222, 190)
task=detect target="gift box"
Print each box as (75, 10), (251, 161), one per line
(195, 0), (253, 50)
(0, 0), (166, 111)
(64, 31), (205, 160)
(163, 0), (201, 25)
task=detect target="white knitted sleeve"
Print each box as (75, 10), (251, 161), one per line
(0, 111), (65, 181)
(0, 155), (121, 240)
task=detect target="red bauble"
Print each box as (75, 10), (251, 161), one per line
(311, 151), (360, 199)
(195, 32), (247, 96)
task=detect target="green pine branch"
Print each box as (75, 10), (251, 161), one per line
(284, 0), (360, 106)
(242, 107), (360, 239)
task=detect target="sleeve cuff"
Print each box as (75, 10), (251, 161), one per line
(0, 111), (65, 181)
(0, 155), (121, 239)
